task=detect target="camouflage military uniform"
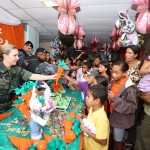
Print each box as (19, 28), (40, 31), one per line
(0, 62), (32, 113)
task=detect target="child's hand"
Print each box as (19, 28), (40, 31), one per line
(108, 91), (115, 101)
(76, 114), (82, 120)
(80, 122), (88, 132)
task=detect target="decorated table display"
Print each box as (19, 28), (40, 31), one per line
(0, 80), (84, 150)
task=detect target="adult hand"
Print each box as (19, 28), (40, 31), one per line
(50, 74), (57, 79)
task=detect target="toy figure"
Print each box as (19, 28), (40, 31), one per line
(116, 11), (139, 47)
(29, 86), (47, 140)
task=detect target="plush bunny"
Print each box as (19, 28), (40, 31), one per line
(115, 11), (139, 47)
(40, 82), (56, 119)
(29, 86), (47, 140)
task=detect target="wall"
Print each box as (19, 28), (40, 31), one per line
(24, 24), (39, 54)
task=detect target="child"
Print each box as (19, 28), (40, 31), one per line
(98, 61), (111, 81)
(79, 84), (110, 150)
(108, 60), (138, 150)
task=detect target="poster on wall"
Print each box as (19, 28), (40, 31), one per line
(0, 23), (24, 48)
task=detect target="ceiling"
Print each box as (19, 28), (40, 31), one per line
(0, 0), (137, 47)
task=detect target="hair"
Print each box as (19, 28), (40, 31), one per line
(113, 60), (129, 72)
(100, 61), (111, 77)
(0, 43), (16, 59)
(25, 41), (33, 48)
(95, 55), (102, 61)
(126, 45), (141, 59)
(95, 75), (108, 87)
(64, 57), (74, 65)
(82, 61), (92, 69)
(88, 84), (108, 104)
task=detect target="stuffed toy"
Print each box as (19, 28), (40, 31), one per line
(116, 11), (139, 47)
(40, 82), (56, 120)
(29, 86), (47, 140)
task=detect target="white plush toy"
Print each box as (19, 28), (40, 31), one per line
(82, 118), (96, 137)
(116, 11), (139, 47)
(29, 86), (47, 140)
(40, 82), (56, 119)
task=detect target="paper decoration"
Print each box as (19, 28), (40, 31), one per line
(91, 36), (99, 53)
(74, 25), (85, 49)
(52, 0), (80, 35)
(132, 0), (150, 34)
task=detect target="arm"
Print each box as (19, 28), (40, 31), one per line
(73, 52), (84, 64)
(64, 73), (78, 85)
(140, 61), (150, 75)
(70, 65), (80, 71)
(29, 74), (57, 81)
(80, 123), (107, 146)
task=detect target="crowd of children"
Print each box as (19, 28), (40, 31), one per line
(56, 41), (149, 150)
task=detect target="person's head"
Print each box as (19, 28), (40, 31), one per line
(65, 57), (73, 66)
(125, 45), (141, 63)
(35, 48), (47, 61)
(82, 61), (92, 74)
(46, 51), (51, 62)
(86, 84), (108, 107)
(112, 60), (129, 81)
(76, 59), (82, 66)
(23, 41), (33, 53)
(0, 43), (19, 67)
(94, 55), (102, 67)
(99, 61), (111, 76)
(68, 70), (76, 78)
(94, 75), (108, 87)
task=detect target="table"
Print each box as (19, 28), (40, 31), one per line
(0, 88), (84, 150)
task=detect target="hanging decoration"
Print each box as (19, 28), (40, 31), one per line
(51, 37), (62, 58)
(103, 42), (110, 56)
(131, 0), (150, 34)
(115, 11), (139, 47)
(74, 25), (85, 50)
(82, 42), (88, 53)
(51, 0), (80, 35)
(91, 36), (99, 53)
(110, 27), (122, 51)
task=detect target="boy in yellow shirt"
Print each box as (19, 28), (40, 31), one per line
(78, 84), (110, 150)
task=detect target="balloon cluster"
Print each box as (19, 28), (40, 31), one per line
(110, 27), (122, 51)
(131, 0), (150, 34)
(91, 36), (99, 53)
(74, 26), (85, 50)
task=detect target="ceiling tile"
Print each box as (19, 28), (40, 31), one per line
(35, 27), (48, 32)
(24, 8), (58, 19)
(22, 20), (42, 27)
(37, 19), (58, 26)
(0, 0), (19, 9)
(7, 9), (33, 20)
(11, 0), (43, 8)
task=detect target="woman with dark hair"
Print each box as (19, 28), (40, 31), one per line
(125, 45), (141, 83)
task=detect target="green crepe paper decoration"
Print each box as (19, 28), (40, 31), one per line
(28, 142), (38, 150)
(73, 105), (83, 114)
(14, 80), (39, 96)
(47, 137), (66, 150)
(57, 61), (67, 70)
(72, 119), (82, 135)
(38, 96), (45, 104)
(13, 97), (24, 104)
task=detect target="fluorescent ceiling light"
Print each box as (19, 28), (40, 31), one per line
(41, 0), (58, 7)
(0, 8), (21, 26)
